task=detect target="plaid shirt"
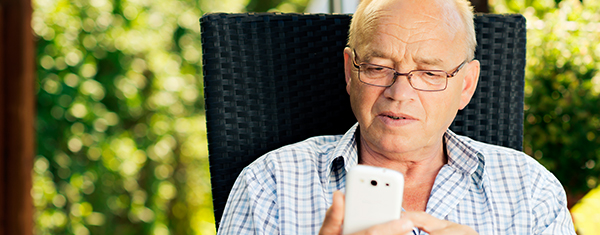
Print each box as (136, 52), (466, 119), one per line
(218, 123), (575, 234)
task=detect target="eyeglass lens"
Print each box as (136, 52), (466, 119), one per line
(358, 64), (448, 91)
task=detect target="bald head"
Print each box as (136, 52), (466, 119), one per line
(348, 0), (476, 61)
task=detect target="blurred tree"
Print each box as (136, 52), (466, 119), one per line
(32, 0), (221, 234)
(248, 0), (309, 12)
(246, 0), (284, 12)
(32, 0), (308, 235)
(491, 0), (600, 205)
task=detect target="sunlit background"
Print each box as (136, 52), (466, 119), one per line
(31, 0), (599, 234)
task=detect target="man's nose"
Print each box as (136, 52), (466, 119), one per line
(384, 75), (417, 100)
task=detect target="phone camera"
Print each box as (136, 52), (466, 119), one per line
(370, 180), (377, 186)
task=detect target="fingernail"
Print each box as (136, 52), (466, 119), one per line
(401, 220), (414, 231)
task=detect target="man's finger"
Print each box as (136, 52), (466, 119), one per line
(319, 191), (345, 235)
(402, 211), (451, 232)
(358, 218), (414, 235)
(402, 211), (477, 235)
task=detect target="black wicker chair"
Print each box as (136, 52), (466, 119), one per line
(200, 13), (526, 228)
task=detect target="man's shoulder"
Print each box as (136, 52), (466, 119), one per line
(244, 134), (344, 172)
(455, 135), (552, 178)
(457, 135), (562, 192)
(457, 135), (535, 163)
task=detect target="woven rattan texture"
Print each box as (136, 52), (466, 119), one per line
(201, 13), (525, 226)
(450, 13), (526, 152)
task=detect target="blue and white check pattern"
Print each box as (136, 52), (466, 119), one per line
(217, 123), (575, 234)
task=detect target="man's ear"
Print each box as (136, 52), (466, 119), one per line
(343, 47), (353, 95)
(459, 59), (480, 110)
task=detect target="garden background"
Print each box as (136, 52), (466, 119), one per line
(32, 0), (600, 234)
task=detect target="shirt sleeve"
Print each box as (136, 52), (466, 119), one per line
(217, 166), (280, 235)
(530, 167), (576, 234)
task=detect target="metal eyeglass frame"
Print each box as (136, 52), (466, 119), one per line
(352, 49), (468, 92)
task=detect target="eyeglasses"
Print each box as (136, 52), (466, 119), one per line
(352, 50), (467, 92)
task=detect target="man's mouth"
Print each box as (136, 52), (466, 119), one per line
(386, 115), (406, 120)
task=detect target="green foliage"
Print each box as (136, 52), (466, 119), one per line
(32, 0), (221, 234)
(32, 0), (309, 234)
(492, 0), (600, 195)
(246, 0), (309, 12)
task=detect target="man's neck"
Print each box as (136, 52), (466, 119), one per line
(357, 135), (447, 184)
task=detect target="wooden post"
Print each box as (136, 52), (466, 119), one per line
(469, 0), (489, 13)
(0, 0), (35, 234)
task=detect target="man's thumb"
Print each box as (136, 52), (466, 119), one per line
(319, 191), (345, 235)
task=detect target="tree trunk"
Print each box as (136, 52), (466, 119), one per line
(469, 0), (489, 13)
(0, 0), (35, 234)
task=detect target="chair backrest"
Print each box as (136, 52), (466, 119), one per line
(201, 13), (525, 227)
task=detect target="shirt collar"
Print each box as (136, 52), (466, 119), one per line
(324, 124), (486, 187)
(444, 129), (486, 187)
(324, 123), (359, 184)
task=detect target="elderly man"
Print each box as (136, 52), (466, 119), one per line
(217, 0), (576, 234)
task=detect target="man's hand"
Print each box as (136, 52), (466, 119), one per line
(319, 191), (478, 235)
(319, 191), (345, 235)
(319, 191), (414, 235)
(401, 211), (478, 235)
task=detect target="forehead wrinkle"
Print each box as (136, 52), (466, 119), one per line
(414, 56), (445, 66)
(378, 16), (452, 46)
(363, 34), (446, 65)
(419, 11), (443, 23)
(379, 30), (409, 44)
(359, 49), (391, 63)
(409, 39), (449, 68)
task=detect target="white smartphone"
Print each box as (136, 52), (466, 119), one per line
(342, 165), (405, 234)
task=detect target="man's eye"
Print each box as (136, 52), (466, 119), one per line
(363, 65), (386, 73)
(423, 71), (444, 78)
(370, 68), (385, 72)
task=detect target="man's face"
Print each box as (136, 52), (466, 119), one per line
(344, 0), (479, 157)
